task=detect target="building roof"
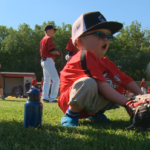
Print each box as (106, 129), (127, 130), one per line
(1, 72), (35, 77)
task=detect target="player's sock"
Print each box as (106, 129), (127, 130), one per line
(66, 108), (80, 117)
(61, 108), (80, 127)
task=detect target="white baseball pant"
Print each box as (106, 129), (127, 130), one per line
(41, 57), (60, 99)
(141, 87), (147, 94)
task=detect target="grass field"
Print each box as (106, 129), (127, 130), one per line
(0, 98), (150, 150)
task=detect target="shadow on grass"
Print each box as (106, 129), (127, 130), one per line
(0, 120), (150, 150)
(80, 119), (131, 130)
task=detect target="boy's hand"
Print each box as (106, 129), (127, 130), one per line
(55, 50), (63, 61)
(125, 100), (134, 117)
(50, 50), (61, 55)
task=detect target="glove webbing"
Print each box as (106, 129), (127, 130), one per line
(127, 107), (139, 129)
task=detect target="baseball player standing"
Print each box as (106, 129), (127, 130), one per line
(31, 76), (37, 88)
(40, 25), (60, 103)
(65, 37), (78, 61)
(140, 78), (147, 94)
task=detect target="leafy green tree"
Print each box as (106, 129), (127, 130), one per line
(107, 21), (150, 80)
(1, 20), (150, 81)
(0, 22), (72, 81)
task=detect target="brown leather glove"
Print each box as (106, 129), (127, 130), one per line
(125, 95), (150, 130)
(55, 50), (63, 61)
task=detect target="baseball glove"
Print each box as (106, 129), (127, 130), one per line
(55, 50), (63, 61)
(125, 94), (150, 130)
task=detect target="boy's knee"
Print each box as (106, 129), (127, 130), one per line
(73, 77), (97, 91)
(69, 77), (99, 112)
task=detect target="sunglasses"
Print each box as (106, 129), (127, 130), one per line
(81, 31), (113, 41)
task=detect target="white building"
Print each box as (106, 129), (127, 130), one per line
(1, 72), (35, 97)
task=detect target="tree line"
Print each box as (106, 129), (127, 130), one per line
(0, 21), (150, 81)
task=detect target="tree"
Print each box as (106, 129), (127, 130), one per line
(107, 21), (150, 80)
(1, 20), (150, 81)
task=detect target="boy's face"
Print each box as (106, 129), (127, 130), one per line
(46, 29), (55, 37)
(79, 29), (111, 58)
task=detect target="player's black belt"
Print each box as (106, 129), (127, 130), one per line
(41, 57), (47, 61)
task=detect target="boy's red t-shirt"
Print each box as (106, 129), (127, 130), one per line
(140, 81), (146, 88)
(58, 50), (133, 119)
(32, 79), (37, 87)
(19, 87), (23, 92)
(126, 90), (130, 93)
(41, 80), (44, 86)
(12, 87), (16, 91)
(40, 35), (56, 59)
(66, 37), (78, 55)
(147, 89), (150, 93)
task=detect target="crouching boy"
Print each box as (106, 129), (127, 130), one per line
(58, 11), (143, 127)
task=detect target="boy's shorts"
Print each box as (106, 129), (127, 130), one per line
(58, 77), (119, 119)
(0, 73), (3, 88)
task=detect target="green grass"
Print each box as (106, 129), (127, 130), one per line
(0, 98), (150, 150)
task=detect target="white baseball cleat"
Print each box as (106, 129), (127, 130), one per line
(42, 99), (50, 103)
(49, 97), (58, 103)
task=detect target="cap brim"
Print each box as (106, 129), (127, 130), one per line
(83, 22), (123, 35)
(45, 28), (57, 31)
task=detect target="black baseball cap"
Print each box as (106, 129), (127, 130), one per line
(72, 11), (123, 43)
(44, 25), (57, 31)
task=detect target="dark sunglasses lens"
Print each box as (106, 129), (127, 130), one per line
(98, 32), (106, 39)
(98, 31), (113, 41)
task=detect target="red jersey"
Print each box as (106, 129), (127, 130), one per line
(40, 35), (56, 59)
(126, 90), (130, 93)
(140, 81), (146, 88)
(41, 80), (44, 86)
(19, 87), (23, 92)
(58, 50), (133, 119)
(147, 89), (150, 93)
(32, 79), (37, 87)
(66, 37), (78, 55)
(12, 87), (16, 91)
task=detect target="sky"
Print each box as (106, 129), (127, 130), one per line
(0, 0), (150, 30)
